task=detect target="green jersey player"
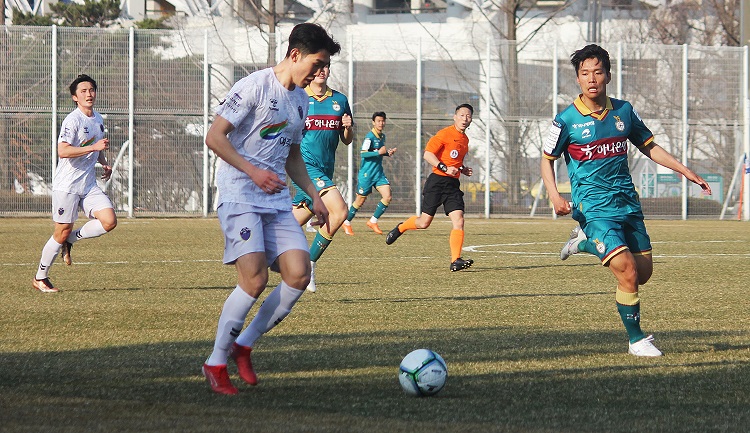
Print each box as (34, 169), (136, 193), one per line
(541, 44), (711, 357)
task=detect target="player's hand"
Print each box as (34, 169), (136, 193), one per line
(309, 197), (330, 234)
(689, 173), (712, 195)
(250, 168), (286, 195)
(92, 138), (109, 151)
(552, 197), (572, 216)
(341, 114), (352, 130)
(101, 165), (112, 181)
(461, 166), (473, 176)
(387, 147), (397, 157)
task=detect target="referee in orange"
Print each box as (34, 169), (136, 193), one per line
(385, 103), (474, 272)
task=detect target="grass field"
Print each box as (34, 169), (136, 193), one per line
(1, 217), (749, 433)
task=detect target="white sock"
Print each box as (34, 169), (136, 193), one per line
(68, 219), (107, 244)
(205, 286), (257, 366)
(235, 281), (304, 348)
(369, 216), (378, 223)
(35, 236), (62, 280)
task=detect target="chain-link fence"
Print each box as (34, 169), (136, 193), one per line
(1, 25), (747, 219)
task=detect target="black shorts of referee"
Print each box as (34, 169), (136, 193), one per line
(421, 172), (464, 216)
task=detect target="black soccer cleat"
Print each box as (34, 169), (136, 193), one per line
(385, 224), (403, 245)
(450, 257), (473, 272)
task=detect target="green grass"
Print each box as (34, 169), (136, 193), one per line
(1, 217), (748, 432)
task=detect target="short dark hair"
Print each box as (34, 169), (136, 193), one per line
(69, 74), (97, 95)
(455, 103), (473, 115)
(570, 44), (611, 75)
(372, 111), (386, 121)
(285, 23), (341, 58)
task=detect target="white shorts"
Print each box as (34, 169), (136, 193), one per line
(217, 202), (309, 266)
(52, 187), (114, 224)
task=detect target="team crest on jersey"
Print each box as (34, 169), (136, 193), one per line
(240, 227), (251, 241)
(595, 239), (606, 254)
(450, 149), (459, 159)
(614, 116), (625, 132)
(58, 207), (64, 215)
(332, 101), (341, 112)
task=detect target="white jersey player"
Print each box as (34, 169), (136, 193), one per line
(33, 74), (117, 293)
(201, 23), (340, 395)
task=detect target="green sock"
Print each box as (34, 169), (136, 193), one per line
(616, 289), (646, 344)
(577, 239), (597, 255)
(346, 205), (358, 222)
(373, 201), (388, 219)
(309, 232), (332, 262)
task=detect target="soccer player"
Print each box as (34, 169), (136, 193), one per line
(385, 104), (474, 272)
(33, 74), (117, 293)
(342, 111), (397, 236)
(540, 44), (711, 357)
(291, 65), (353, 293)
(202, 23), (339, 395)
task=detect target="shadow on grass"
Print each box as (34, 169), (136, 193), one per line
(1, 328), (748, 433)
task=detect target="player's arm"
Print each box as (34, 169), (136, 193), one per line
(339, 113), (353, 145)
(639, 142), (712, 195)
(58, 138), (108, 158)
(96, 146), (112, 180)
(287, 143), (330, 231)
(540, 157), (570, 216)
(424, 150), (459, 177)
(205, 115), (285, 194)
(359, 137), (382, 158)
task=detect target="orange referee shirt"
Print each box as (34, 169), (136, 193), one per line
(425, 125), (469, 178)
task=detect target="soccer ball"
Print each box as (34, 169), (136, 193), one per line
(398, 349), (447, 397)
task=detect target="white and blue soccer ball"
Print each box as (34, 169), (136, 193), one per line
(398, 349), (447, 397)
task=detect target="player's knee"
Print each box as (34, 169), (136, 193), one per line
(102, 217), (117, 232)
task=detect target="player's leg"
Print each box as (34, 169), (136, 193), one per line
(366, 184), (391, 234)
(34, 192), (78, 292)
(386, 175), (442, 245)
(233, 211), (310, 383)
(307, 187), (348, 292)
(345, 175), (373, 234)
(446, 194), (472, 271)
(597, 219), (661, 356)
(203, 204), (268, 394)
(62, 188), (116, 265)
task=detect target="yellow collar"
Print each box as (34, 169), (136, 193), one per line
(305, 86), (333, 101)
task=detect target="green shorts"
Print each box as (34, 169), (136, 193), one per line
(577, 213), (652, 264)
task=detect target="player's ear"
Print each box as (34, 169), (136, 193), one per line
(605, 72), (612, 85)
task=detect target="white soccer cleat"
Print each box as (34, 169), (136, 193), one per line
(628, 335), (663, 357)
(306, 261), (317, 293)
(305, 222), (317, 233)
(560, 226), (587, 261)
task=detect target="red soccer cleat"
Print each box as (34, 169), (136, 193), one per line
(230, 343), (258, 386)
(202, 363), (238, 395)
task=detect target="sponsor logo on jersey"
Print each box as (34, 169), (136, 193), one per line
(83, 126), (90, 134)
(260, 121), (288, 139)
(581, 128), (592, 139)
(568, 138), (628, 161)
(240, 227), (251, 241)
(305, 115), (341, 131)
(572, 120), (595, 129)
